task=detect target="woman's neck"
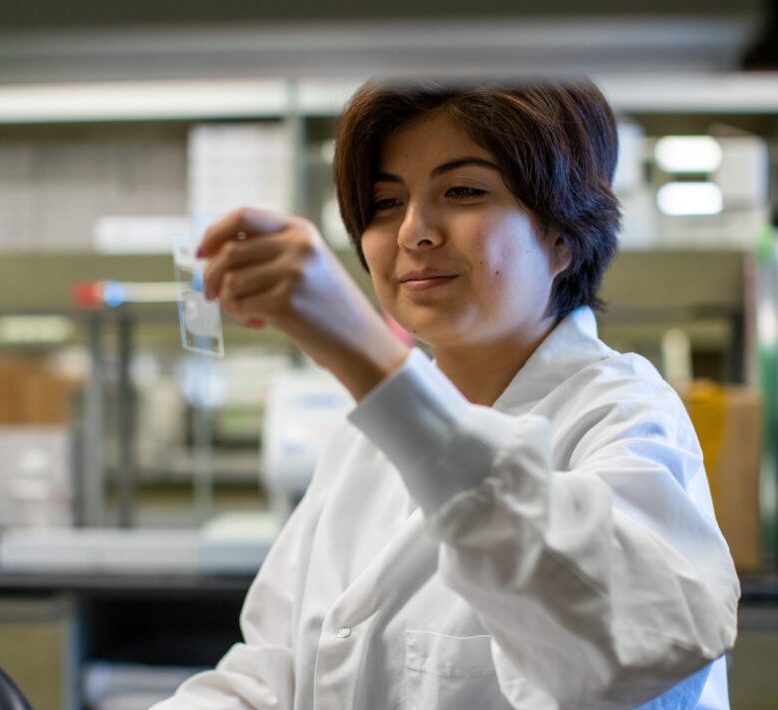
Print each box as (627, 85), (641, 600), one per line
(431, 318), (557, 406)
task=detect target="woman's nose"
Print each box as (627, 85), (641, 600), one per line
(397, 204), (443, 251)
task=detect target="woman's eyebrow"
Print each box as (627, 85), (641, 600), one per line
(373, 157), (501, 184)
(374, 172), (403, 184)
(431, 157), (501, 177)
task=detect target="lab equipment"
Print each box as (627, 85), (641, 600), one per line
(261, 366), (353, 514)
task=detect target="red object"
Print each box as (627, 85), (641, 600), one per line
(72, 281), (104, 308)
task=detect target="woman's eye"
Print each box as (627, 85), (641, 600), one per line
(372, 197), (402, 211)
(446, 186), (487, 199)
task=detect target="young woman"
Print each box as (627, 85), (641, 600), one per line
(153, 80), (739, 709)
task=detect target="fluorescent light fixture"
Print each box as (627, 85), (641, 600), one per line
(0, 79), (288, 123)
(654, 136), (722, 173)
(5, 73), (778, 124)
(598, 73), (778, 114)
(657, 182), (723, 216)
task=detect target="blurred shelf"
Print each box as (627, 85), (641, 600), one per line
(129, 448), (262, 484)
(0, 571), (254, 597)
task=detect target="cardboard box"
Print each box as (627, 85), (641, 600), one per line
(0, 356), (78, 425)
(681, 381), (763, 571)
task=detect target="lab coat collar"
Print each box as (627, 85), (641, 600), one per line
(492, 306), (612, 413)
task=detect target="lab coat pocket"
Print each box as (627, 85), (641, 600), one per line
(404, 630), (513, 709)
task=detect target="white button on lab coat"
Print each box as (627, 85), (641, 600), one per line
(154, 307), (739, 709)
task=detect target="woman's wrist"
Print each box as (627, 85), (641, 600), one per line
(326, 330), (410, 401)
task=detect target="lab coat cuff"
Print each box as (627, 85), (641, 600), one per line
(348, 348), (503, 516)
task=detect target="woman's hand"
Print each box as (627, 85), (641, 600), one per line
(199, 207), (409, 400)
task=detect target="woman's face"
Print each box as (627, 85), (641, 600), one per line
(360, 109), (570, 352)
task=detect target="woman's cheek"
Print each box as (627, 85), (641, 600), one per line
(364, 258), (395, 310)
(362, 233), (388, 268)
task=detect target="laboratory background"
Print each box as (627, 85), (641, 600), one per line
(0, 0), (777, 707)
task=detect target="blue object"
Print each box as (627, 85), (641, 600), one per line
(103, 281), (126, 308)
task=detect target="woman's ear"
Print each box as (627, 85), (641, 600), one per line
(549, 231), (572, 277)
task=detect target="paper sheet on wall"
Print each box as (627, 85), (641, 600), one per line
(187, 122), (293, 238)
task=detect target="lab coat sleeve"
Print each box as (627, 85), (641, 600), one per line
(149, 489), (316, 709)
(349, 348), (740, 710)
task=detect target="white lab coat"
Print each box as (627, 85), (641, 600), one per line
(153, 306), (739, 709)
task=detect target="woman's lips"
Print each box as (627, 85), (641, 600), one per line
(400, 275), (458, 292)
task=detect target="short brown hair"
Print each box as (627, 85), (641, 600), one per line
(333, 79), (621, 320)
